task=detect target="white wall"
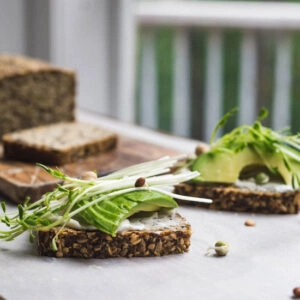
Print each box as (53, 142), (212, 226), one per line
(50, 0), (111, 114)
(0, 0), (27, 54)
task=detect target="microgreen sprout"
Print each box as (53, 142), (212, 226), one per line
(0, 155), (212, 251)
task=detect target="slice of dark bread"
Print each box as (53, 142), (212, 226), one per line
(174, 183), (300, 214)
(36, 212), (191, 258)
(0, 54), (76, 137)
(2, 122), (118, 165)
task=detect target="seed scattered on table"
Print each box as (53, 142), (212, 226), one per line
(206, 240), (229, 257)
(244, 219), (256, 227)
(293, 287), (300, 298)
(214, 241), (229, 256)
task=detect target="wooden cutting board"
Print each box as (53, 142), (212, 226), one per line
(0, 135), (183, 204)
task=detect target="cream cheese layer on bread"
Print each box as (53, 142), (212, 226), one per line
(62, 209), (178, 233)
(234, 179), (294, 193)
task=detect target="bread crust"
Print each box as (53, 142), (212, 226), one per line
(174, 183), (300, 214)
(0, 54), (74, 80)
(36, 213), (191, 258)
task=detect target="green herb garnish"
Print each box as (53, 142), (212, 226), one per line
(0, 155), (211, 250)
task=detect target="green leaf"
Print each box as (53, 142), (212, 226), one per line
(257, 107), (268, 121)
(18, 205), (24, 220)
(29, 231), (35, 243)
(210, 107), (238, 144)
(36, 163), (67, 180)
(24, 197), (31, 206)
(1, 202), (6, 213)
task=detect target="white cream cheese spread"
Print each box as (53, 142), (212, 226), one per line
(117, 210), (178, 232)
(64, 209), (178, 233)
(235, 179), (294, 193)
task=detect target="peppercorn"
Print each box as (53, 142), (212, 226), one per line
(135, 177), (146, 187)
(293, 287), (300, 298)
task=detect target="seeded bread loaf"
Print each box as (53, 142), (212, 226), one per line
(0, 54), (75, 137)
(2, 122), (118, 165)
(36, 212), (191, 258)
(174, 183), (300, 214)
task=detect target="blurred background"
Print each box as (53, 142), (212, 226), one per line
(1, 0), (300, 142)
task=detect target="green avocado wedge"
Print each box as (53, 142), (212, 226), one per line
(191, 108), (300, 188)
(73, 190), (177, 236)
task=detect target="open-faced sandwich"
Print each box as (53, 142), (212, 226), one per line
(175, 108), (300, 214)
(0, 156), (211, 258)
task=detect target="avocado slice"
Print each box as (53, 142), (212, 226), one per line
(74, 190), (178, 236)
(191, 112), (300, 187)
(192, 146), (298, 185)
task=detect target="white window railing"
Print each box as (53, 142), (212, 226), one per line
(134, 1), (300, 141)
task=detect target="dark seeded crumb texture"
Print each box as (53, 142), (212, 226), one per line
(174, 183), (300, 214)
(2, 122), (118, 165)
(0, 54), (76, 137)
(36, 214), (192, 258)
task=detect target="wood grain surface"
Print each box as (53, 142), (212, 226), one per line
(0, 135), (182, 204)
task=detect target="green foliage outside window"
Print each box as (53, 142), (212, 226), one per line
(135, 2), (300, 140)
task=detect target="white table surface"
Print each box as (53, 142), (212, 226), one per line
(0, 110), (299, 300)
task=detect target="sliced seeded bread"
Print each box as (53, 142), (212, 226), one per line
(2, 122), (118, 165)
(174, 183), (300, 214)
(36, 212), (192, 258)
(0, 54), (76, 137)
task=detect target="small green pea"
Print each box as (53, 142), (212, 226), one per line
(255, 172), (269, 185)
(214, 241), (229, 256)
